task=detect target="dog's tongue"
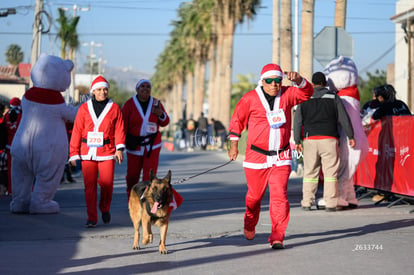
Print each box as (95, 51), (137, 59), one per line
(151, 202), (159, 214)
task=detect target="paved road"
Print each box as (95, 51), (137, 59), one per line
(1, 147), (413, 275)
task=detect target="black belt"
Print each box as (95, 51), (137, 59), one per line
(82, 138), (111, 145)
(251, 144), (289, 156)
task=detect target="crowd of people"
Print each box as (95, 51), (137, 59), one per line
(173, 113), (228, 152)
(1, 53), (412, 251)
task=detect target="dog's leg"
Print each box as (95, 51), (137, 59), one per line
(159, 222), (169, 254)
(129, 192), (141, 250)
(141, 213), (152, 245)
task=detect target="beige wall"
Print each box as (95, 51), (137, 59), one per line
(0, 84), (27, 103)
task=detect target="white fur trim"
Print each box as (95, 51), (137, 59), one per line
(261, 70), (283, 80)
(90, 82), (109, 93)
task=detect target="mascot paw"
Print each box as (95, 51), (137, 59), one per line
(29, 200), (60, 214)
(10, 200), (30, 214)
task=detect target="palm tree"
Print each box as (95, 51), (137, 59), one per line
(56, 8), (80, 59)
(272, 0), (280, 64)
(56, 8), (80, 102)
(280, 0), (292, 74)
(335, 0), (347, 29)
(212, 0), (261, 127)
(5, 44), (24, 66)
(299, 0), (315, 81)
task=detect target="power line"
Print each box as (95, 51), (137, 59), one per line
(359, 39), (403, 74)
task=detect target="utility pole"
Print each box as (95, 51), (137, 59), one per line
(30, 0), (44, 82)
(82, 41), (103, 83)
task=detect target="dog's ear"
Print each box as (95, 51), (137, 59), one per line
(150, 169), (155, 181)
(165, 170), (172, 183)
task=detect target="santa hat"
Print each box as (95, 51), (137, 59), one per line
(135, 79), (151, 91)
(9, 97), (21, 107)
(90, 76), (110, 93)
(260, 64), (284, 80)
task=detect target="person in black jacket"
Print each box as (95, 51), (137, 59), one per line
(294, 72), (355, 211)
(371, 84), (411, 120)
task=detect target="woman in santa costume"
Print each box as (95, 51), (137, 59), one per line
(69, 76), (125, 228)
(228, 64), (313, 249)
(122, 79), (182, 210)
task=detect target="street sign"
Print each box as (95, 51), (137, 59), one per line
(314, 26), (353, 67)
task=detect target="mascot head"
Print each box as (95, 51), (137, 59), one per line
(323, 56), (358, 91)
(31, 53), (74, 92)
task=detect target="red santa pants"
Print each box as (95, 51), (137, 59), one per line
(244, 164), (291, 243)
(125, 148), (161, 198)
(82, 160), (114, 223)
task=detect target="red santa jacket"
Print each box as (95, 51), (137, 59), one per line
(3, 108), (22, 150)
(121, 96), (169, 156)
(229, 80), (313, 169)
(69, 99), (125, 162)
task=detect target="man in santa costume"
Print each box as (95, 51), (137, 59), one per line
(228, 64), (313, 249)
(3, 97), (22, 194)
(69, 76), (125, 228)
(10, 54), (77, 214)
(323, 56), (369, 209)
(122, 79), (182, 210)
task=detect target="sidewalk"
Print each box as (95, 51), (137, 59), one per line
(0, 147), (413, 275)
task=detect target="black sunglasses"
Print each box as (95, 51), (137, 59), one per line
(264, 78), (282, 84)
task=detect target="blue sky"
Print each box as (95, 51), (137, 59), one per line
(0, 0), (399, 80)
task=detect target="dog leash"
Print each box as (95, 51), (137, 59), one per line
(172, 160), (233, 185)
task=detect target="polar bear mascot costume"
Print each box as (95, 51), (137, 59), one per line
(10, 54), (77, 214)
(323, 56), (369, 209)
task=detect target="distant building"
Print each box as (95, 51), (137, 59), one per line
(0, 63), (30, 104)
(391, 0), (414, 109)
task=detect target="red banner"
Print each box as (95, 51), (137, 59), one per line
(354, 116), (414, 197)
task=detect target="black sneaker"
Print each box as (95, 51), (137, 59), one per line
(102, 212), (111, 224)
(86, 221), (97, 228)
(301, 206), (311, 211)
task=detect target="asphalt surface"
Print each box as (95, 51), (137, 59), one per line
(1, 146), (414, 275)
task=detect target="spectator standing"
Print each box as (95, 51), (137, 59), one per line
(197, 112), (208, 150)
(293, 72), (355, 211)
(371, 84), (411, 120)
(3, 97), (22, 194)
(185, 115), (197, 152)
(211, 118), (227, 151)
(122, 79), (170, 198)
(69, 76), (125, 228)
(228, 63), (313, 249)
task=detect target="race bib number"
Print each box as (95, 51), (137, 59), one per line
(267, 109), (286, 129)
(87, 131), (104, 147)
(147, 122), (157, 134)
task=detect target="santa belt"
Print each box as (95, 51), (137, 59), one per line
(82, 138), (111, 145)
(251, 144), (289, 156)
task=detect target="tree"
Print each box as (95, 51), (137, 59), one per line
(231, 73), (256, 114)
(299, 0), (315, 81)
(358, 69), (387, 108)
(280, 0), (292, 74)
(56, 8), (80, 59)
(335, 0), (347, 29)
(5, 44), (24, 66)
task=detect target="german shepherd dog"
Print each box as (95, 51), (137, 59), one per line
(129, 170), (173, 254)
